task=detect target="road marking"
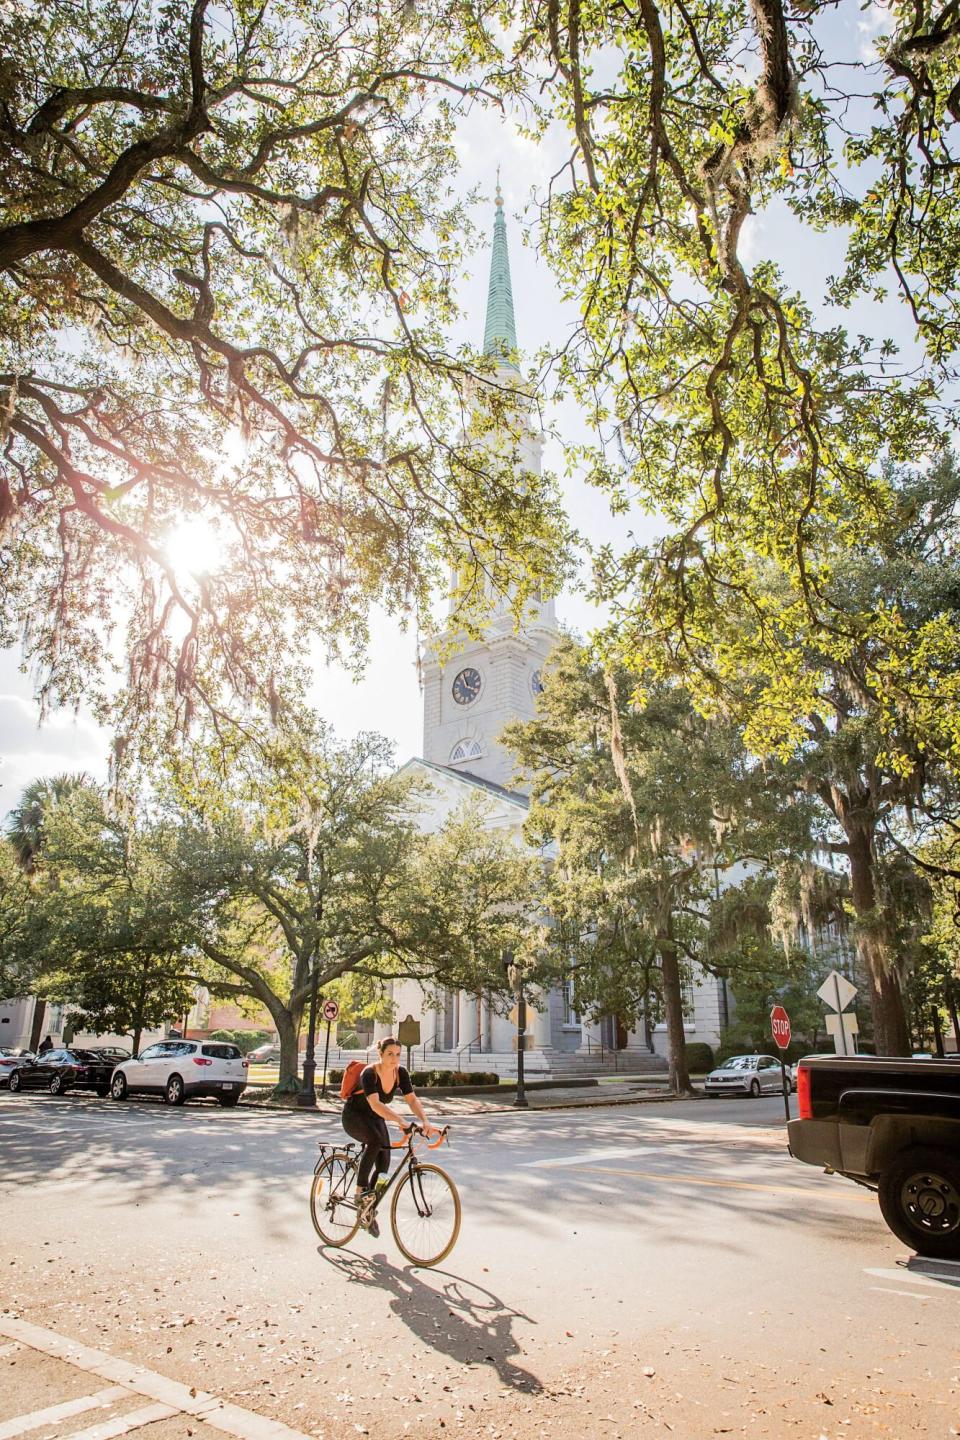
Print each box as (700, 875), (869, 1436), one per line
(525, 1146), (654, 1168)
(0, 1318), (314, 1440)
(0, 1388), (129, 1439)
(570, 1163), (877, 1202)
(56, 1405), (178, 1440)
(865, 1266), (960, 1292)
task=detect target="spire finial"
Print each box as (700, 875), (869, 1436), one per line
(483, 171), (518, 370)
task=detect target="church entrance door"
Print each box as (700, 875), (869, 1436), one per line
(601, 1015), (629, 1051)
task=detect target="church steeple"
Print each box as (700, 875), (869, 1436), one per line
(482, 176), (519, 371)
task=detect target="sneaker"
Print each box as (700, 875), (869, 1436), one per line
(357, 1191), (380, 1239)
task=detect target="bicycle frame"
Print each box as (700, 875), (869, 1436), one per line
(315, 1125), (449, 1220)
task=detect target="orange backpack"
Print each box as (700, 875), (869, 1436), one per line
(339, 1059), (366, 1100)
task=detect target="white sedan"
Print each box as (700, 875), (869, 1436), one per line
(110, 1040), (248, 1106)
(703, 1053), (794, 1098)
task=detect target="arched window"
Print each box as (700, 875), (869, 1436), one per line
(450, 739), (483, 764)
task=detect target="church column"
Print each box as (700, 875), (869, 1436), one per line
(531, 990), (552, 1051)
(482, 993), (494, 1052)
(456, 991), (475, 1056)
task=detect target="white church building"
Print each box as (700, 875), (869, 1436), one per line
(365, 189), (730, 1078)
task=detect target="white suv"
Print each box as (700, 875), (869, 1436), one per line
(110, 1040), (248, 1107)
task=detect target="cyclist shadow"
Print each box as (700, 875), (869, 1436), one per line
(319, 1248), (542, 1394)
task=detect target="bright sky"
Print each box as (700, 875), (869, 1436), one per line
(0, 4), (924, 816)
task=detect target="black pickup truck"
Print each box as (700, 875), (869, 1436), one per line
(788, 1055), (960, 1258)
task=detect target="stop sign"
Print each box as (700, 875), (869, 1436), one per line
(770, 1004), (791, 1050)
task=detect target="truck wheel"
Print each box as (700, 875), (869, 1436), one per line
(878, 1146), (960, 1260)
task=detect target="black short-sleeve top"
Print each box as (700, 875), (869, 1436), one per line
(346, 1063), (414, 1111)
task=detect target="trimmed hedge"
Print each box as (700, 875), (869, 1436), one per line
(328, 1067), (500, 1089)
(684, 1042), (715, 1073)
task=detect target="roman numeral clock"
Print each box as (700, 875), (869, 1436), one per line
(452, 667), (482, 706)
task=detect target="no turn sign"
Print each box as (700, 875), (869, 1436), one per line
(321, 998), (340, 1024)
(770, 1004), (791, 1050)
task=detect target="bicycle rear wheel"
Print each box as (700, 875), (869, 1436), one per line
(310, 1155), (361, 1246)
(390, 1162), (461, 1267)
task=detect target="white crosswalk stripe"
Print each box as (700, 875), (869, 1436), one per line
(0, 1389), (129, 1440)
(56, 1405), (178, 1440)
(0, 1317), (316, 1440)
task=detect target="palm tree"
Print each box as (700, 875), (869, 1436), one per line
(6, 773), (96, 872)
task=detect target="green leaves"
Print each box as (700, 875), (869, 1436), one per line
(1, 0), (571, 748)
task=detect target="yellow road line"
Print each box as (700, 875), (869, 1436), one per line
(572, 1164), (876, 1202)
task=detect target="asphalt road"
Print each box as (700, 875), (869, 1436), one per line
(1, 1090), (958, 1439)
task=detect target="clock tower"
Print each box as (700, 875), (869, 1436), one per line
(420, 183), (559, 792)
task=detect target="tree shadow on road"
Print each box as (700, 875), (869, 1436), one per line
(317, 1247), (543, 1394)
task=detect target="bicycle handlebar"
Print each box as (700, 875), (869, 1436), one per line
(391, 1123), (450, 1150)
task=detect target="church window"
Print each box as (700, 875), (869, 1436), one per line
(450, 739), (482, 764)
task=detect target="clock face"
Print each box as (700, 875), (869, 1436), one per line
(452, 667), (482, 706)
(531, 669), (545, 695)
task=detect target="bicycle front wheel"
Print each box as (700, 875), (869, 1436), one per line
(390, 1162), (461, 1267)
(310, 1156), (361, 1247)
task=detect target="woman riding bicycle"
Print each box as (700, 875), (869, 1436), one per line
(341, 1036), (439, 1234)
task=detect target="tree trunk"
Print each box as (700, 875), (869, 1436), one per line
(28, 998), (47, 1053)
(275, 1005), (302, 1090)
(947, 982), (960, 1053)
(659, 937), (694, 1095)
(932, 1005), (945, 1058)
(131, 961), (148, 1058)
(846, 828), (910, 1056)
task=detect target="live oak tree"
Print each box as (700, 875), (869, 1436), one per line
(704, 872), (841, 1054)
(0, 838), (32, 1001)
(0, 0), (568, 749)
(495, 0), (960, 738)
(504, 637), (801, 1094)
(408, 795), (551, 1031)
(164, 715), (545, 1088)
(694, 457), (960, 1053)
(9, 784), (197, 1053)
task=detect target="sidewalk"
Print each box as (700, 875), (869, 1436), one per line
(241, 1077), (692, 1117)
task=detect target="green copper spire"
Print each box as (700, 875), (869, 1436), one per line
(482, 177), (519, 371)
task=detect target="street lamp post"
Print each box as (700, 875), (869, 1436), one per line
(297, 963), (320, 1109)
(505, 953), (529, 1109)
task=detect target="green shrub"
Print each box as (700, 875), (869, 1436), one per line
(684, 1042), (715, 1073)
(327, 1066), (500, 1091)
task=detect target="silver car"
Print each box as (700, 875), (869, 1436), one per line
(704, 1053), (793, 1098)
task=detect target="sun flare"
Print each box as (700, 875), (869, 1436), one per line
(164, 517), (226, 580)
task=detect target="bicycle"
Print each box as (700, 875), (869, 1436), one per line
(310, 1123), (460, 1267)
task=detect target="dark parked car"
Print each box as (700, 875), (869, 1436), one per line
(8, 1047), (117, 1097)
(0, 1048), (34, 1087)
